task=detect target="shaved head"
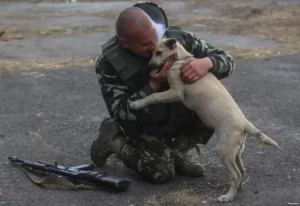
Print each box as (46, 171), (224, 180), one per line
(116, 7), (154, 39)
(115, 7), (157, 57)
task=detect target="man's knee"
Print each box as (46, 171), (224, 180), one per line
(122, 144), (176, 183)
(140, 147), (176, 184)
(143, 162), (176, 184)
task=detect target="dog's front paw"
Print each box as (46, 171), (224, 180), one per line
(129, 101), (143, 110)
(217, 195), (234, 203)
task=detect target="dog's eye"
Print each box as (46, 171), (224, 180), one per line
(156, 51), (162, 56)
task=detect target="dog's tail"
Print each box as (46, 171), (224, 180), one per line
(245, 121), (279, 148)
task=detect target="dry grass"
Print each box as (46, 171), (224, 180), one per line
(1, 1), (300, 70)
(0, 0), (175, 2)
(0, 58), (96, 71)
(1, 45), (297, 72)
(169, 5), (300, 45)
(2, 3), (300, 46)
(145, 184), (228, 206)
(0, 10), (119, 20)
(167, 4), (300, 59)
(0, 25), (114, 41)
(224, 45), (300, 59)
(224, 6), (300, 45)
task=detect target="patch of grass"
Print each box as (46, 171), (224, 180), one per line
(0, 25), (114, 41)
(0, 58), (96, 71)
(145, 184), (228, 206)
(168, 4), (300, 60)
(1, 45), (297, 72)
(0, 10), (119, 20)
(224, 45), (300, 60)
(2, 3), (300, 47)
(170, 5), (300, 46)
(1, 0), (300, 69)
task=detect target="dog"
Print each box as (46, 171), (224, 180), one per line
(129, 38), (279, 202)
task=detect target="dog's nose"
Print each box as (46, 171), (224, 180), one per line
(148, 63), (158, 71)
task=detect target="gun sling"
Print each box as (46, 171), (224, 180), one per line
(21, 165), (104, 190)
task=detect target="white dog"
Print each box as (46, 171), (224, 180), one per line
(129, 38), (279, 202)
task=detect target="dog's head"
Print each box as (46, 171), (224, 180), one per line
(148, 38), (178, 72)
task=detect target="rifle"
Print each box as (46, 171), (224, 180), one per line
(8, 156), (132, 191)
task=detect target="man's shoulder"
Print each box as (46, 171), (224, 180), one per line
(96, 54), (108, 67)
(101, 35), (119, 54)
(95, 54), (115, 75)
(167, 25), (196, 38)
(97, 35), (125, 73)
(166, 25), (198, 52)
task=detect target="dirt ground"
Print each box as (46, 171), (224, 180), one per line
(1, 1), (300, 206)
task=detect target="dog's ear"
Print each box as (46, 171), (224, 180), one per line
(165, 38), (177, 49)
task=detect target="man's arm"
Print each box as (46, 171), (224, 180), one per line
(182, 31), (235, 80)
(95, 55), (157, 137)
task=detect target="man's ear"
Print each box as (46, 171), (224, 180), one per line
(119, 37), (128, 48)
(165, 38), (177, 49)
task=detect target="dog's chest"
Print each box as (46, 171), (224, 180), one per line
(182, 84), (201, 109)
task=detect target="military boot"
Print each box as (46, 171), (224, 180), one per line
(173, 134), (205, 177)
(90, 118), (128, 167)
(175, 149), (204, 177)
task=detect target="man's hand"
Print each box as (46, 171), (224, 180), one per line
(149, 56), (174, 91)
(181, 57), (213, 84)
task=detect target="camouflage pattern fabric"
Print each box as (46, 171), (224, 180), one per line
(119, 135), (176, 183)
(116, 124), (211, 183)
(181, 31), (235, 79)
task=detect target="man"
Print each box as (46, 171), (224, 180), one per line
(90, 2), (235, 184)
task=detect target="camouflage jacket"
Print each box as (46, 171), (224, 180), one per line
(95, 28), (235, 138)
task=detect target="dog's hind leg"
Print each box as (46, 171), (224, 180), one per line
(216, 130), (244, 203)
(236, 142), (245, 189)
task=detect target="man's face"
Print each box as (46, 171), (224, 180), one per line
(121, 27), (157, 58)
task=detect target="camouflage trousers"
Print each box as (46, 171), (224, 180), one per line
(118, 120), (214, 184)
